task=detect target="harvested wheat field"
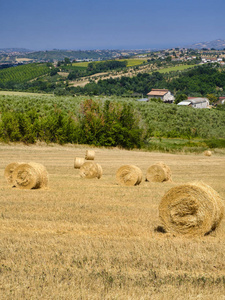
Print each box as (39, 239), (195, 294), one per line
(0, 143), (225, 299)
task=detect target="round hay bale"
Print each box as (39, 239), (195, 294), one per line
(74, 157), (85, 169)
(4, 162), (23, 186)
(79, 161), (102, 179)
(159, 182), (224, 236)
(204, 150), (212, 156)
(85, 150), (95, 160)
(96, 163), (103, 179)
(12, 162), (49, 189)
(116, 165), (142, 186)
(146, 162), (172, 182)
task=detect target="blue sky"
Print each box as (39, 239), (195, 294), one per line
(1, 0), (225, 50)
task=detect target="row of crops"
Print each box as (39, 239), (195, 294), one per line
(0, 63), (50, 83)
(137, 101), (225, 139)
(0, 94), (225, 144)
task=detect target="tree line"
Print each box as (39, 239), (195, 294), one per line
(0, 98), (146, 149)
(69, 64), (225, 100)
(67, 60), (128, 80)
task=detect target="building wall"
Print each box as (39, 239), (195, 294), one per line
(148, 95), (163, 100)
(163, 91), (175, 102)
(191, 101), (208, 108)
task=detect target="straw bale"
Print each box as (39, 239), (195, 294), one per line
(79, 161), (102, 179)
(4, 162), (23, 186)
(96, 163), (103, 179)
(146, 162), (172, 182)
(204, 150), (212, 156)
(12, 162), (49, 189)
(85, 150), (95, 160)
(159, 181), (224, 236)
(116, 165), (142, 186)
(74, 157), (85, 169)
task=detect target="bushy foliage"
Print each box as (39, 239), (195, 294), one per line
(138, 101), (225, 139)
(78, 99), (146, 149)
(0, 94), (225, 149)
(87, 60), (127, 72)
(67, 60), (128, 81)
(70, 72), (165, 96)
(0, 96), (147, 149)
(70, 64), (225, 98)
(167, 64), (225, 95)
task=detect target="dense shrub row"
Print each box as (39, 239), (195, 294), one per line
(0, 98), (147, 149)
(138, 101), (225, 139)
(0, 94), (225, 148)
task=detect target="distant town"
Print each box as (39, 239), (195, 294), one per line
(1, 46), (225, 67)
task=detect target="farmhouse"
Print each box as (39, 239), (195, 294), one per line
(147, 89), (175, 103)
(177, 97), (209, 108)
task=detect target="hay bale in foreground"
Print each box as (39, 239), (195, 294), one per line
(4, 162), (23, 186)
(159, 182), (224, 236)
(12, 162), (49, 189)
(74, 157), (85, 169)
(146, 162), (172, 182)
(116, 165), (142, 186)
(79, 161), (102, 179)
(85, 150), (95, 160)
(204, 150), (212, 156)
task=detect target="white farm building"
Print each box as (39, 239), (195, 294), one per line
(177, 98), (209, 108)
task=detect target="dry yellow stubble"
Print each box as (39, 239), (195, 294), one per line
(0, 144), (224, 299)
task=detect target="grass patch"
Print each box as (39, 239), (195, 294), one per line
(145, 137), (209, 153)
(123, 59), (146, 67)
(0, 90), (53, 96)
(71, 59), (146, 69)
(72, 62), (90, 68)
(157, 64), (197, 74)
(203, 138), (225, 149)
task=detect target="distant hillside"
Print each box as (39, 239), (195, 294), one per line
(0, 48), (33, 54)
(19, 50), (122, 61)
(0, 49), (148, 64)
(188, 39), (225, 50)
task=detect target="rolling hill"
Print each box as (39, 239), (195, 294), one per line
(188, 39), (225, 50)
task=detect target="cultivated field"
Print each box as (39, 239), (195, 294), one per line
(0, 91), (54, 96)
(0, 144), (225, 299)
(157, 64), (196, 74)
(72, 59), (146, 69)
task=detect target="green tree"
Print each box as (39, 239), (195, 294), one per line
(174, 94), (188, 104)
(64, 57), (71, 65)
(207, 94), (218, 104)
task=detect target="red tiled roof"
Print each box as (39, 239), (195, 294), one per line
(147, 89), (169, 96)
